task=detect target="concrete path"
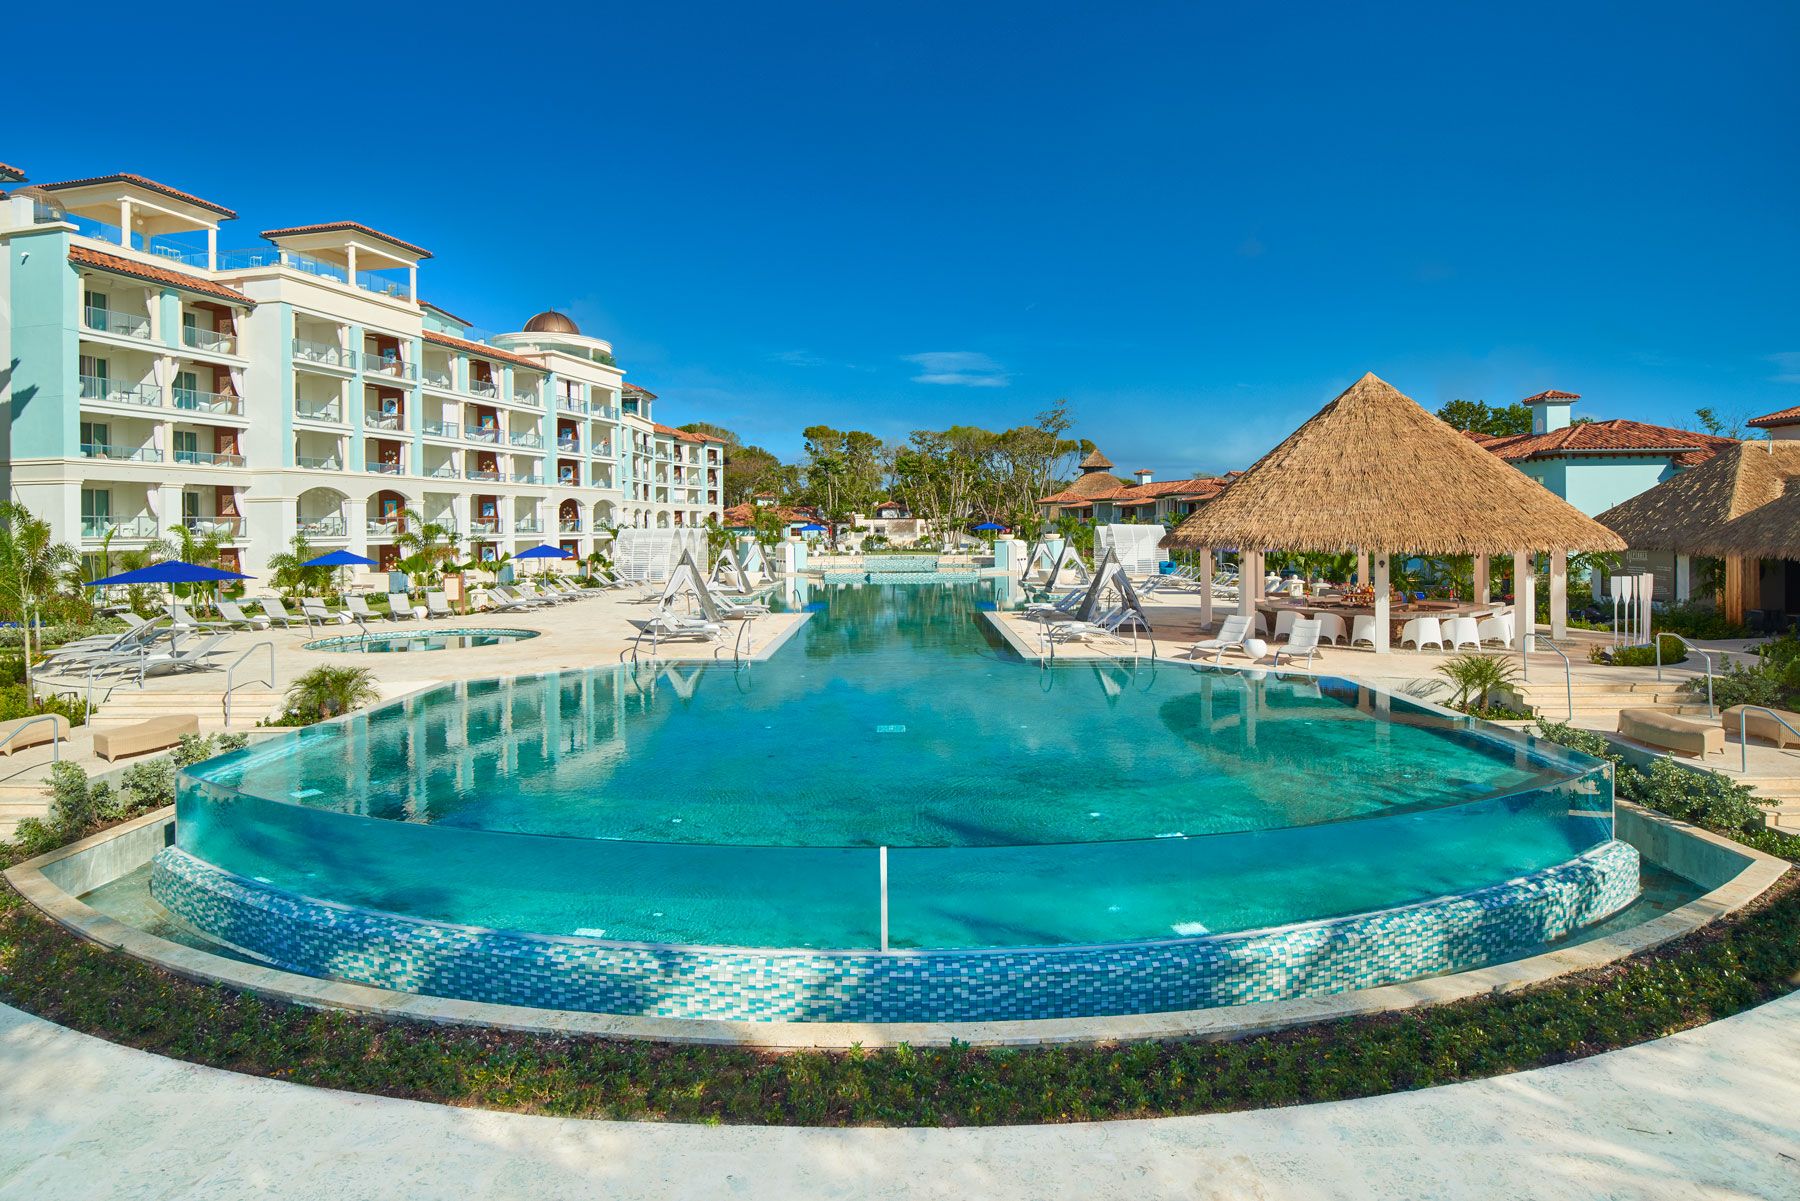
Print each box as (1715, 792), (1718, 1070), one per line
(2, 994), (1797, 1200)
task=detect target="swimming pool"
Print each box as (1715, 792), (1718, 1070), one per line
(301, 627), (539, 654)
(157, 579), (1635, 1022)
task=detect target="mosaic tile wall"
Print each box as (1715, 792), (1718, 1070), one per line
(150, 839), (1640, 1023)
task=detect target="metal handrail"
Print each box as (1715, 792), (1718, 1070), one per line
(0, 714), (65, 763)
(223, 641), (275, 727)
(1526, 633), (1574, 721)
(1737, 705), (1800, 773)
(1653, 633), (1719, 718)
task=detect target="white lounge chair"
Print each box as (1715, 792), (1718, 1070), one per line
(425, 591), (457, 619)
(300, 599), (351, 628)
(1273, 618), (1323, 668)
(1190, 614), (1253, 662)
(1271, 610), (1301, 642)
(257, 598), (305, 629)
(634, 611), (723, 652)
(346, 596), (384, 624)
(139, 634), (230, 679)
(488, 586), (550, 612)
(216, 600), (271, 631)
(387, 593), (421, 621)
(1045, 606), (1145, 648)
(1025, 588), (1084, 620)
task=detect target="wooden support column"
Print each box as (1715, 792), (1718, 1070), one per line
(1372, 552), (1391, 654)
(1513, 550), (1535, 661)
(1723, 556), (1758, 625)
(1549, 550), (1568, 640)
(1198, 547), (1214, 629)
(1474, 553), (1490, 605)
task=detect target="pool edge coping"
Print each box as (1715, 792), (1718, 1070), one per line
(6, 802), (1788, 1050)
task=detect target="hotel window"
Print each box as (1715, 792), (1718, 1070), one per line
(182, 492), (200, 522)
(79, 354), (109, 395)
(84, 290), (107, 318)
(81, 488), (110, 523)
(79, 421), (108, 455)
(174, 370), (200, 407)
(174, 430), (200, 464)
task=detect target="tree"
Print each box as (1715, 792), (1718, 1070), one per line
(1435, 399), (1532, 437)
(677, 421), (739, 446)
(265, 532), (331, 598)
(393, 508), (461, 590)
(1695, 407), (1765, 441)
(0, 501), (82, 704)
(280, 665), (380, 724)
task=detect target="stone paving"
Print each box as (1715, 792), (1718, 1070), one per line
(1, 992), (1796, 1199)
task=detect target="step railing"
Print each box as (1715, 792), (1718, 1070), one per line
(1523, 634), (1574, 721)
(1736, 706), (1800, 774)
(0, 714), (65, 764)
(1652, 633), (1729, 718)
(223, 641), (275, 727)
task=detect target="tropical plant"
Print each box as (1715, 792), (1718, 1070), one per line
(394, 509), (461, 590)
(277, 666), (380, 726)
(265, 532), (332, 598)
(0, 501), (84, 703)
(1436, 652), (1519, 711)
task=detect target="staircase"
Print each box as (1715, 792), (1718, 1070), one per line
(85, 686), (284, 734)
(0, 779), (51, 844)
(1515, 677), (1703, 725)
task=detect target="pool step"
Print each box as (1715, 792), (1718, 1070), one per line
(89, 687), (282, 732)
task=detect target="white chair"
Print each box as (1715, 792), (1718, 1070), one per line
(216, 600), (271, 631)
(300, 599), (351, 628)
(1191, 614), (1253, 662)
(1350, 615), (1379, 648)
(1250, 611), (1269, 637)
(1274, 618), (1323, 668)
(346, 596), (383, 624)
(425, 591), (456, 619)
(1444, 616), (1482, 652)
(1315, 612), (1348, 645)
(1271, 610), (1300, 642)
(1477, 613), (1514, 649)
(387, 592), (421, 620)
(257, 598), (304, 629)
(1400, 616), (1444, 651)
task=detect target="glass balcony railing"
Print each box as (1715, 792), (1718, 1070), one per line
(423, 420), (460, 438)
(515, 473), (545, 486)
(181, 326), (237, 355)
(174, 448), (247, 467)
(364, 461), (404, 475)
(80, 375), (161, 407)
(422, 370), (455, 390)
(81, 515), (160, 539)
(360, 352), (417, 380)
(510, 432), (544, 448)
(293, 338), (351, 368)
(559, 519), (584, 533)
(294, 401), (343, 423)
(592, 445), (613, 458)
(427, 464), (461, 480)
(589, 405), (620, 421)
(81, 442), (162, 463)
(514, 518), (543, 534)
(364, 411), (406, 432)
(366, 519), (401, 538)
(294, 454), (342, 470)
(173, 388), (245, 417)
(556, 394), (587, 414)
(556, 438), (581, 453)
(468, 380), (499, 399)
(183, 516), (243, 536)
(466, 468), (502, 483)
(467, 427), (500, 445)
(83, 307), (152, 340)
(300, 516), (348, 538)
(469, 519), (503, 535)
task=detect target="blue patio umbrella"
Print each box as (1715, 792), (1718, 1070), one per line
(972, 522), (1006, 531)
(514, 544), (574, 560)
(85, 561), (249, 588)
(302, 550), (377, 568)
(798, 523), (827, 533)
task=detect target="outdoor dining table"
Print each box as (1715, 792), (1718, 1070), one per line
(1253, 597), (1499, 642)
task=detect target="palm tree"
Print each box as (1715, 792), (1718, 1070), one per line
(0, 500), (82, 703)
(265, 532), (330, 598)
(169, 522), (231, 613)
(281, 665), (380, 724)
(394, 508), (459, 591)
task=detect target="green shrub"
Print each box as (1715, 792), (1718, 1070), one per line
(1656, 601), (1753, 641)
(1591, 635), (1687, 667)
(1436, 652), (1521, 712)
(1533, 719), (1771, 836)
(0, 684), (91, 728)
(274, 666), (379, 727)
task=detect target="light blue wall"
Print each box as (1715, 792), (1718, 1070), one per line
(8, 228), (78, 459)
(1532, 457), (1682, 516)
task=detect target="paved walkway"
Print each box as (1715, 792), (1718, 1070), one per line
(3, 992), (1797, 1200)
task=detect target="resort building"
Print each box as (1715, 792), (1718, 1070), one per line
(0, 168), (724, 578)
(1467, 390), (1736, 516)
(1038, 453), (1229, 526)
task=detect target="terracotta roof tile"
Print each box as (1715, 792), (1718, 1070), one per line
(723, 502), (816, 526)
(1042, 476), (1226, 506)
(0, 162), (25, 183)
(422, 330), (544, 372)
(1749, 405), (1800, 429)
(68, 245), (252, 306)
(1477, 419), (1735, 468)
(1078, 449), (1114, 469)
(652, 422), (710, 444)
(1521, 389), (1582, 403)
(420, 299), (471, 326)
(36, 172), (236, 218)
(261, 222), (431, 259)
(622, 382), (658, 400)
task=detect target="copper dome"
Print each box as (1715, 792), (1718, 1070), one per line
(523, 310), (579, 335)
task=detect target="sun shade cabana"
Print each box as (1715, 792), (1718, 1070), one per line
(1163, 372), (1625, 653)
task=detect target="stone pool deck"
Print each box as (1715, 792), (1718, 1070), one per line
(2, 991), (1797, 1200)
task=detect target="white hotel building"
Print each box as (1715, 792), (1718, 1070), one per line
(0, 166), (725, 579)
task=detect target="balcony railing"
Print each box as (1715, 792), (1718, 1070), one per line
(514, 518), (543, 534)
(512, 391), (542, 408)
(511, 432), (544, 448)
(293, 338), (351, 367)
(556, 471), (580, 486)
(83, 307), (153, 340)
(468, 380), (499, 399)
(81, 442), (162, 463)
(360, 351), (417, 380)
(592, 445), (613, 458)
(80, 375), (161, 407)
(515, 473), (545, 486)
(81, 515), (160, 539)
(174, 448), (247, 467)
(294, 454), (342, 470)
(183, 515), (243, 536)
(423, 420), (460, 438)
(556, 437), (581, 453)
(466, 468), (502, 483)
(422, 370), (455, 390)
(469, 519), (503, 535)
(294, 401), (343, 423)
(559, 519), (584, 533)
(589, 404), (620, 421)
(364, 411), (406, 432)
(467, 427), (500, 444)
(427, 464), (461, 479)
(556, 394), (587, 414)
(181, 325), (237, 355)
(174, 388), (245, 417)
(300, 516), (347, 537)
(365, 461), (404, 475)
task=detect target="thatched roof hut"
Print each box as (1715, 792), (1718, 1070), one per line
(1163, 373), (1625, 555)
(1693, 477), (1800, 560)
(1596, 442), (1800, 553)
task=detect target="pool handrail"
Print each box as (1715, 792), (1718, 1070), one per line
(1524, 633), (1574, 721)
(1737, 705), (1800, 773)
(223, 641), (275, 727)
(1652, 633), (1718, 717)
(0, 713), (65, 763)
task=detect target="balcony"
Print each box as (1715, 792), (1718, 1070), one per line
(514, 518), (543, 534)
(80, 375), (161, 407)
(364, 461), (404, 475)
(300, 516), (347, 538)
(512, 391), (542, 409)
(181, 326), (237, 355)
(592, 444), (613, 458)
(555, 470), (580, 487)
(468, 380), (499, 399)
(511, 431), (544, 449)
(590, 405), (620, 421)
(360, 352), (417, 381)
(364, 411), (406, 433)
(81, 515), (160, 539)
(556, 394), (586, 414)
(183, 515), (243, 536)
(559, 519), (584, 533)
(294, 454), (342, 470)
(367, 519), (401, 538)
(174, 448), (246, 468)
(173, 388), (245, 418)
(514, 473), (545, 486)
(467, 427), (500, 445)
(426, 464), (460, 480)
(81, 442), (162, 463)
(469, 519), (504, 536)
(466, 468), (502, 483)
(556, 437), (581, 453)
(294, 400), (343, 423)
(83, 306), (152, 341)
(422, 369), (455, 390)
(423, 420), (460, 439)
(293, 338), (351, 368)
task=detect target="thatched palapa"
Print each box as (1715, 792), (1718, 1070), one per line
(1162, 373), (1625, 555)
(1596, 442), (1800, 554)
(1692, 477), (1800, 560)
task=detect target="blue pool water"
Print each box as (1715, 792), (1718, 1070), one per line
(174, 579), (1616, 951)
(302, 627), (539, 654)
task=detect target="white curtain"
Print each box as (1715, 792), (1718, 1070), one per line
(152, 359), (173, 391)
(227, 366), (245, 397)
(394, 337), (410, 367)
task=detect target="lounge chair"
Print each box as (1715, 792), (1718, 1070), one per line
(139, 634), (230, 678)
(1045, 606), (1147, 650)
(257, 598), (305, 629)
(216, 600), (271, 631)
(301, 599), (352, 628)
(425, 591), (457, 619)
(1190, 614), (1253, 662)
(1273, 618), (1323, 668)
(488, 586), (550, 612)
(1270, 610), (1301, 642)
(1024, 588), (1084, 621)
(93, 714), (200, 763)
(387, 593), (421, 621)
(346, 596), (384, 624)
(634, 611), (723, 652)
(41, 620), (162, 663)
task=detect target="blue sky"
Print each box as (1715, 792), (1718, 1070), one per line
(13, 1), (1797, 478)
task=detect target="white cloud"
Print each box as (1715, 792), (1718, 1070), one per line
(904, 351), (1010, 388)
(770, 349), (826, 367)
(1768, 351), (1800, 384)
